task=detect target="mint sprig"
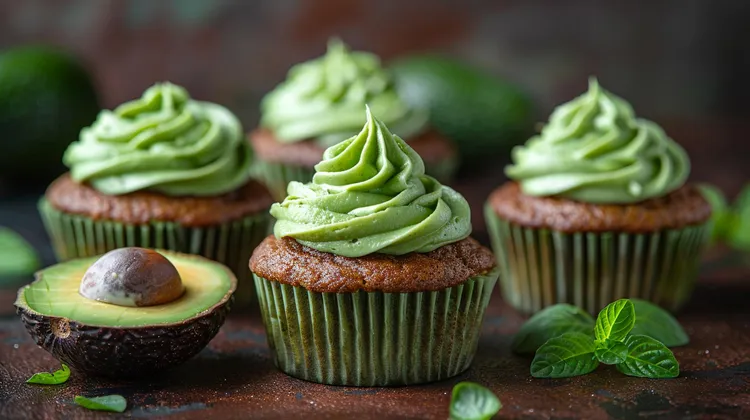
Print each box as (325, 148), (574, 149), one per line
(512, 304), (594, 354)
(617, 335), (679, 378)
(594, 299), (635, 343)
(530, 332), (598, 378)
(630, 299), (689, 347)
(698, 182), (750, 251)
(527, 299), (681, 379)
(698, 183), (731, 243)
(449, 382), (501, 420)
(594, 340), (628, 365)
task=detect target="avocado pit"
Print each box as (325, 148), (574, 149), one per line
(79, 248), (184, 307)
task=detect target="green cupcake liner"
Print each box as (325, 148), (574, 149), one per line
(252, 156), (458, 201)
(250, 159), (316, 201)
(253, 269), (498, 386)
(485, 203), (709, 314)
(38, 198), (271, 303)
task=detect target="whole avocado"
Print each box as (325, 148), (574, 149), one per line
(0, 46), (99, 187)
(390, 55), (533, 168)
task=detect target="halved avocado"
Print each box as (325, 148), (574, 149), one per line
(15, 249), (236, 377)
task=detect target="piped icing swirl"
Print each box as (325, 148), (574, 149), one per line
(506, 78), (690, 204)
(270, 107), (471, 257)
(64, 82), (252, 196)
(260, 39), (428, 148)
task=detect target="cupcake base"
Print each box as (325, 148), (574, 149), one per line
(485, 203), (708, 314)
(253, 269), (498, 386)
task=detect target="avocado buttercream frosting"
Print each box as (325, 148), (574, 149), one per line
(260, 39), (429, 148)
(63, 82), (252, 196)
(271, 106), (471, 257)
(506, 78), (690, 204)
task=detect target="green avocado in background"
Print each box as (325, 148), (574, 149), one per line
(390, 54), (534, 169)
(0, 46), (99, 187)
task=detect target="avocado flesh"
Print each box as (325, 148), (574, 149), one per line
(20, 253), (233, 327)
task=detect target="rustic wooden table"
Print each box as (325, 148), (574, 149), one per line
(1, 119), (749, 419)
(1, 251), (749, 419)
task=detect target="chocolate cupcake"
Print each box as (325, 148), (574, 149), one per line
(250, 107), (498, 386)
(39, 83), (273, 301)
(485, 79), (711, 314)
(249, 39), (458, 199)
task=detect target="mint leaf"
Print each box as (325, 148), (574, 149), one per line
(616, 335), (679, 378)
(594, 299), (635, 343)
(0, 227), (40, 280)
(26, 364), (70, 385)
(449, 382), (501, 420)
(698, 183), (730, 243)
(531, 332), (599, 378)
(594, 340), (628, 365)
(74, 395), (127, 413)
(512, 304), (595, 354)
(631, 299), (689, 347)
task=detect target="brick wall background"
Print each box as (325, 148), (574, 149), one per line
(0, 0), (748, 129)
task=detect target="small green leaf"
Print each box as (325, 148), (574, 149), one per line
(631, 299), (689, 347)
(512, 304), (595, 354)
(595, 299), (635, 343)
(594, 340), (628, 365)
(449, 382), (502, 420)
(74, 395), (127, 413)
(26, 364), (70, 385)
(531, 332), (599, 378)
(616, 335), (679, 378)
(0, 227), (40, 280)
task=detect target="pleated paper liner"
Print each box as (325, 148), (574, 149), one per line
(38, 198), (271, 303)
(253, 269), (499, 386)
(484, 203), (709, 315)
(250, 159), (315, 201)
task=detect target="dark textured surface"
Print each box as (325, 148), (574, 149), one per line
(1, 251), (749, 419)
(1, 121), (749, 418)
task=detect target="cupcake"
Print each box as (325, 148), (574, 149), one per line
(249, 39), (458, 199)
(39, 83), (273, 301)
(485, 79), (711, 314)
(250, 107), (498, 386)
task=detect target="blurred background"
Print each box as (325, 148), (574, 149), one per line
(0, 0), (749, 268)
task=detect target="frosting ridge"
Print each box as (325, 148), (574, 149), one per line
(271, 106), (470, 257)
(64, 82), (252, 196)
(260, 39), (428, 147)
(506, 78), (690, 204)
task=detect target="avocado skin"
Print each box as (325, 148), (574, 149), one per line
(390, 55), (534, 168)
(0, 46), (99, 188)
(16, 296), (232, 378)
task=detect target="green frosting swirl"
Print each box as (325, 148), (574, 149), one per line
(506, 79), (690, 204)
(64, 82), (252, 196)
(271, 107), (470, 257)
(260, 39), (428, 148)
